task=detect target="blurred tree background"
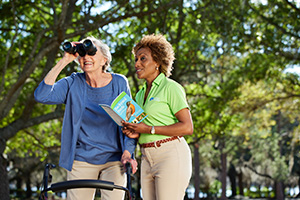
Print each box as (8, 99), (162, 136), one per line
(1, 0), (300, 199)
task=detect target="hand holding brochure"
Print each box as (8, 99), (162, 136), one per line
(99, 92), (148, 126)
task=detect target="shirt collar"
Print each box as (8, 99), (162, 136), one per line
(141, 73), (165, 91)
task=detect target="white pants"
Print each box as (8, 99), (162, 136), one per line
(141, 137), (192, 200)
(67, 160), (126, 200)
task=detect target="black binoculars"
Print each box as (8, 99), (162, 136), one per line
(62, 39), (97, 57)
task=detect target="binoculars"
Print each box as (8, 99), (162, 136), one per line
(62, 39), (97, 57)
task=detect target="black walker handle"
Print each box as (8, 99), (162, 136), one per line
(126, 162), (134, 200)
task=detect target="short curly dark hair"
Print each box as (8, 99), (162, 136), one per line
(132, 34), (175, 77)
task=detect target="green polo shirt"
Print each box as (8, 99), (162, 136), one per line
(136, 73), (189, 144)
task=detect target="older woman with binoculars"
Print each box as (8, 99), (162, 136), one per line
(34, 36), (137, 200)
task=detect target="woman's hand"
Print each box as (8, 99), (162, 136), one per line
(62, 42), (80, 62)
(122, 126), (140, 139)
(121, 150), (138, 174)
(122, 121), (150, 134)
(44, 43), (79, 85)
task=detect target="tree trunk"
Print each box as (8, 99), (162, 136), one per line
(16, 176), (22, 198)
(228, 163), (237, 198)
(275, 181), (284, 200)
(297, 176), (300, 197)
(194, 142), (200, 200)
(220, 139), (227, 200)
(237, 172), (244, 196)
(220, 152), (227, 200)
(275, 111), (285, 200)
(26, 175), (32, 198)
(0, 155), (10, 200)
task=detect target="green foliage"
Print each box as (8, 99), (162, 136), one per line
(1, 0), (300, 199)
(209, 180), (222, 196)
(5, 121), (61, 161)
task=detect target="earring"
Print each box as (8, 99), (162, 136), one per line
(156, 67), (158, 70)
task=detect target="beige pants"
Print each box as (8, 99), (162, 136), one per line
(141, 137), (192, 200)
(67, 160), (126, 200)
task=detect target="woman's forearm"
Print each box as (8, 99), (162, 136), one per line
(44, 58), (70, 85)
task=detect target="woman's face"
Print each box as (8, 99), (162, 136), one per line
(134, 47), (159, 81)
(78, 45), (107, 73)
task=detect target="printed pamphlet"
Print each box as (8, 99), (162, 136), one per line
(99, 91), (148, 126)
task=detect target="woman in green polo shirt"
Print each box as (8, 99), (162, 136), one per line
(122, 34), (193, 200)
